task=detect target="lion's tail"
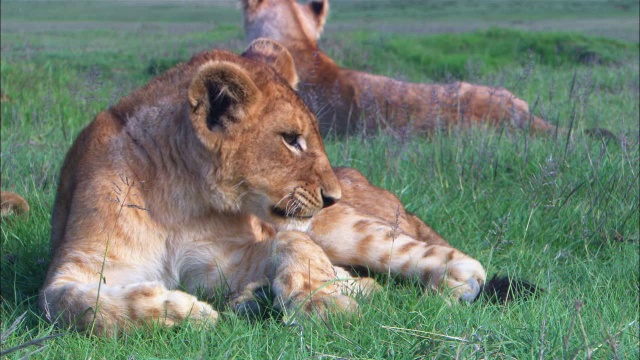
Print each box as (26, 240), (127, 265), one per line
(1, 191), (29, 218)
(475, 274), (543, 303)
(530, 115), (620, 144)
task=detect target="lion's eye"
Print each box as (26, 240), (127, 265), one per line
(282, 132), (304, 151)
(282, 133), (298, 146)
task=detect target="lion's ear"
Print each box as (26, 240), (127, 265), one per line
(242, 38), (299, 89)
(241, 0), (266, 13)
(308, 0), (329, 34)
(188, 61), (261, 140)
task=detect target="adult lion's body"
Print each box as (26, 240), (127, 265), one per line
(242, 0), (557, 136)
(41, 39), (486, 335)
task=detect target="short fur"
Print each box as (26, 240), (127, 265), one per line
(0, 191), (29, 218)
(41, 40), (485, 335)
(242, 0), (559, 136)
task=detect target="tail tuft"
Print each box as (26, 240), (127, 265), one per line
(478, 274), (542, 303)
(1, 191), (30, 219)
(584, 127), (619, 144)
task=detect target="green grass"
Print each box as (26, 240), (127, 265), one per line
(341, 28), (637, 81)
(0, 0), (240, 23)
(328, 0), (638, 22)
(1, 0), (638, 358)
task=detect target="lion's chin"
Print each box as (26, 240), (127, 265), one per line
(277, 218), (312, 232)
(269, 207), (315, 232)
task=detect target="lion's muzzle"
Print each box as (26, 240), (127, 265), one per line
(272, 186), (333, 219)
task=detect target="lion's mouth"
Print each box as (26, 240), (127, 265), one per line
(271, 206), (314, 220)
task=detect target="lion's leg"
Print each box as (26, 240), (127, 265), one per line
(450, 82), (557, 133)
(227, 230), (377, 320)
(271, 230), (378, 319)
(310, 210), (486, 302)
(40, 251), (218, 335)
(230, 264), (377, 320)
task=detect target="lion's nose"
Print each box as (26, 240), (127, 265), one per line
(321, 189), (339, 208)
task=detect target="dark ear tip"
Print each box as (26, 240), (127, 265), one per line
(242, 0), (264, 10)
(310, 0), (324, 15)
(477, 275), (543, 304)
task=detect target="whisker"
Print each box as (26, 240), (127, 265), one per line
(285, 198), (297, 216)
(286, 198), (303, 217)
(231, 180), (246, 191)
(313, 102), (332, 121)
(274, 185), (297, 209)
(275, 192), (294, 209)
(233, 191), (249, 206)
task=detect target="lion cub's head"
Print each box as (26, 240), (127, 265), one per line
(242, 0), (328, 47)
(188, 39), (339, 229)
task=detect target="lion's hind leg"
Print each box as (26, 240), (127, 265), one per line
(40, 269), (218, 335)
(311, 212), (487, 303)
(454, 82), (557, 133)
(331, 265), (381, 298)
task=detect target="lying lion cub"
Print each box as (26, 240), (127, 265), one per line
(242, 0), (560, 136)
(40, 39), (485, 335)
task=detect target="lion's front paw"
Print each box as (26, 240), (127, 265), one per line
(332, 266), (381, 298)
(163, 289), (219, 325)
(230, 280), (274, 320)
(273, 267), (360, 320)
(276, 287), (359, 321)
(271, 231), (362, 321)
(441, 257), (487, 302)
(190, 299), (220, 324)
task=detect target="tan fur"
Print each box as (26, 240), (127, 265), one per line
(242, 0), (558, 136)
(242, 38), (299, 88)
(41, 39), (486, 335)
(242, 38), (485, 300)
(1, 191), (29, 218)
(308, 168), (485, 301)
(40, 40), (355, 335)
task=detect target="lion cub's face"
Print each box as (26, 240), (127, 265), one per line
(188, 40), (339, 230)
(242, 0), (328, 46)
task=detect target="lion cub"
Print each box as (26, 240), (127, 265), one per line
(41, 39), (485, 335)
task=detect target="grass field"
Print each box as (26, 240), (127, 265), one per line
(1, 0), (638, 358)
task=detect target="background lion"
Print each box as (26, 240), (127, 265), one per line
(242, 0), (600, 137)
